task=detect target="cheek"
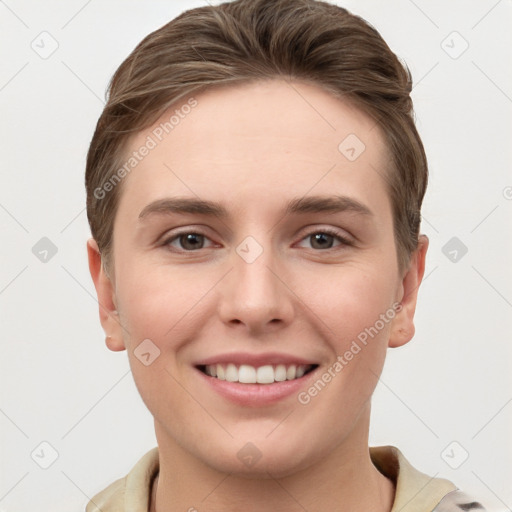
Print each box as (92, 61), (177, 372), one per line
(113, 263), (203, 420)
(298, 263), (396, 400)
(114, 261), (220, 351)
(295, 268), (396, 428)
(115, 245), (398, 352)
(302, 262), (398, 343)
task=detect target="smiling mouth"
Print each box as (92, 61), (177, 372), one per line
(196, 363), (318, 384)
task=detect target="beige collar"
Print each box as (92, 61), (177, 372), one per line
(87, 445), (458, 512)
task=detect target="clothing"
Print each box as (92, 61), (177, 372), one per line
(85, 445), (486, 512)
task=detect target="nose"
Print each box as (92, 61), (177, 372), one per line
(217, 238), (295, 335)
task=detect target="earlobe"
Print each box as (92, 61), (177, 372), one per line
(388, 235), (429, 348)
(105, 335), (125, 352)
(86, 238), (126, 352)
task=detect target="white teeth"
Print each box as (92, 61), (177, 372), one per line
(225, 363), (238, 382)
(274, 364), (287, 382)
(205, 365), (217, 377)
(256, 365), (274, 384)
(239, 364), (256, 383)
(203, 363), (312, 384)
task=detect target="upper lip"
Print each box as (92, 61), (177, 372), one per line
(194, 352), (318, 367)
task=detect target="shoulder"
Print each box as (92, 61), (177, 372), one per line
(369, 445), (488, 512)
(86, 476), (127, 512)
(432, 489), (488, 512)
(85, 447), (159, 512)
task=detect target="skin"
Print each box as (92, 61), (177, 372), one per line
(88, 79), (428, 512)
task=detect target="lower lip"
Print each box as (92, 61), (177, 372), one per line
(195, 367), (318, 407)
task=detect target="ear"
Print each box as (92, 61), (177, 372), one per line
(388, 235), (429, 348)
(87, 238), (126, 352)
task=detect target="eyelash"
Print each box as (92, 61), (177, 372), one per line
(161, 227), (353, 253)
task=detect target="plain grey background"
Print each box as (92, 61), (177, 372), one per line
(1, 1), (511, 511)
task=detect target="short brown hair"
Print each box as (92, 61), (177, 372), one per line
(85, 0), (427, 276)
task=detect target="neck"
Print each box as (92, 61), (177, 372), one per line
(150, 407), (395, 512)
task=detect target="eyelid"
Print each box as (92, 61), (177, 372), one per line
(294, 226), (354, 248)
(161, 225), (354, 252)
(160, 226), (217, 250)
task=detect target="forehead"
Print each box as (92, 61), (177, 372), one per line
(115, 79), (391, 224)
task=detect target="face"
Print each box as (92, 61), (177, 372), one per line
(88, 79), (427, 478)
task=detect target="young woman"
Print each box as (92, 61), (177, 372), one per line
(85, 1), (487, 510)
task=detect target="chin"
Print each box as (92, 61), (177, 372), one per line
(197, 436), (319, 480)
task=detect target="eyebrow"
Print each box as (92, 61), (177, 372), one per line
(138, 195), (374, 220)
